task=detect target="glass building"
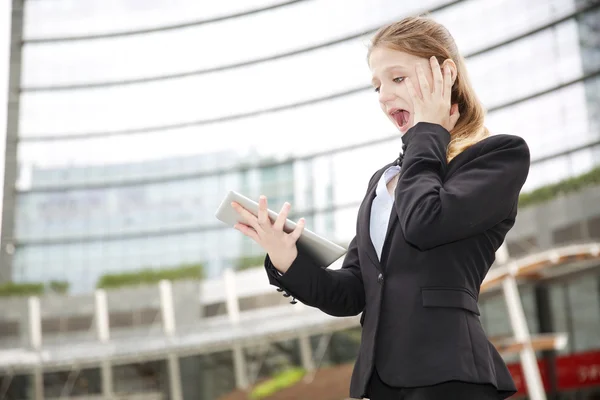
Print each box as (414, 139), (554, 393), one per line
(1, 0), (599, 294)
(1, 1), (600, 399)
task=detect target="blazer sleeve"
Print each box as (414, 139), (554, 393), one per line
(264, 236), (365, 317)
(262, 171), (382, 317)
(395, 122), (530, 251)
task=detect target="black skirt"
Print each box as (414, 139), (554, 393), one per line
(367, 368), (502, 400)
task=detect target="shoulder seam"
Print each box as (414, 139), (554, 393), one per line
(478, 134), (526, 157)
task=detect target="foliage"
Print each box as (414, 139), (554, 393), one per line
(519, 165), (600, 208)
(0, 282), (45, 297)
(235, 255), (266, 271)
(48, 280), (70, 294)
(96, 263), (204, 289)
(250, 368), (306, 400)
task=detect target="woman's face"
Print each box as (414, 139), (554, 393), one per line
(369, 46), (444, 135)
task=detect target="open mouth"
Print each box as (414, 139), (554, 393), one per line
(390, 109), (410, 129)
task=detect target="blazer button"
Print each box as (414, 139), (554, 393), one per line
(377, 273), (384, 284)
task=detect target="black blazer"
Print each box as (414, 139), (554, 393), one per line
(264, 122), (530, 399)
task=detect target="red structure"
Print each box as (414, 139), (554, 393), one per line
(508, 350), (600, 395)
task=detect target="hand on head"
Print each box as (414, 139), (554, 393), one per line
(405, 56), (460, 133)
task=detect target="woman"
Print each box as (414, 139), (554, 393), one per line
(231, 16), (530, 400)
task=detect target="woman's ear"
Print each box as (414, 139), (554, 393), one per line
(442, 59), (458, 84)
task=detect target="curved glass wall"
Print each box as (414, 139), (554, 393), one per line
(7, 0), (600, 292)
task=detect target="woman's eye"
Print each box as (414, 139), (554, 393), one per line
(374, 77), (403, 93)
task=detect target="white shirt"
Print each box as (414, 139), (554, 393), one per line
(369, 165), (401, 261)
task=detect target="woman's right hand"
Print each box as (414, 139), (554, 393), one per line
(231, 195), (305, 274)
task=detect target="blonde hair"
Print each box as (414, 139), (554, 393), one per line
(368, 16), (489, 162)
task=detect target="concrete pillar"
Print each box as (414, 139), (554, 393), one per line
(224, 268), (249, 389)
(27, 297), (41, 350)
(159, 280), (176, 337)
(167, 353), (183, 400)
(224, 268), (240, 324)
(32, 368), (43, 400)
(232, 344), (249, 390)
(299, 333), (315, 372)
(95, 289), (113, 398)
(95, 289), (110, 342)
(1, 0), (25, 282)
(159, 280), (183, 400)
(100, 361), (113, 399)
(27, 297), (43, 400)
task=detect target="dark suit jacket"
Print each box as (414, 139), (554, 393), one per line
(264, 122), (530, 399)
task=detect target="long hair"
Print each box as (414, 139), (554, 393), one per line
(368, 16), (489, 162)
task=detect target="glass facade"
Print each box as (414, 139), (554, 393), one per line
(12, 158), (299, 291)
(4, 0), (600, 294)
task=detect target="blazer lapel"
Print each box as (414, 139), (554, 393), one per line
(380, 202), (398, 268)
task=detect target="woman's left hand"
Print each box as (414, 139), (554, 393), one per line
(405, 56), (460, 132)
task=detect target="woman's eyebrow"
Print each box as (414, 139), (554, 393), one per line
(386, 65), (407, 72)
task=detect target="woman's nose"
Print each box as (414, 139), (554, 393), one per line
(378, 86), (396, 103)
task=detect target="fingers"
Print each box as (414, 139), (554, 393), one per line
(257, 195), (270, 227)
(430, 56), (444, 96)
(289, 218), (306, 242)
(404, 77), (419, 104)
(443, 64), (453, 103)
(273, 202), (291, 231)
(231, 201), (262, 232)
(234, 223), (260, 242)
(415, 63), (430, 98)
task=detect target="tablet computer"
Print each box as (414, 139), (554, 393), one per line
(215, 190), (347, 267)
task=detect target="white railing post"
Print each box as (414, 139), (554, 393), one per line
(502, 262), (547, 400)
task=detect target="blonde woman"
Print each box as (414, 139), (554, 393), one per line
(232, 16), (530, 400)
